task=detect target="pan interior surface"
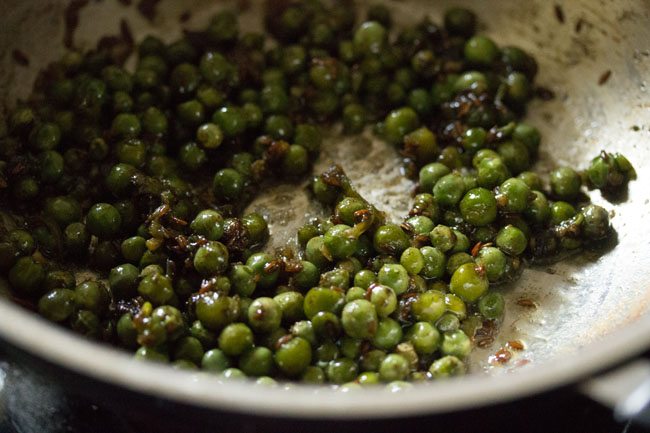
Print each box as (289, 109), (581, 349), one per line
(0, 0), (649, 417)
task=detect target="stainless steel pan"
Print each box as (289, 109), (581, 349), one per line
(0, 0), (649, 421)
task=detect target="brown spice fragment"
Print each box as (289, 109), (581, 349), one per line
(598, 70), (612, 85)
(506, 340), (525, 351)
(64, 0), (90, 48)
(489, 348), (512, 365)
(535, 86), (556, 101)
(179, 10), (191, 23)
(12, 49), (29, 66)
(516, 298), (537, 309)
(137, 0), (161, 22)
(554, 4), (565, 24)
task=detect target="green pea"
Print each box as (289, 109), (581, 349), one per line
(519, 190), (548, 225)
(444, 7), (476, 37)
(464, 35), (499, 66)
(39, 150), (65, 184)
(498, 141), (530, 175)
(419, 246), (446, 279)
(135, 346), (169, 363)
(383, 107), (420, 145)
(137, 272), (173, 305)
(372, 318), (403, 351)
(405, 322), (440, 355)
(441, 330), (472, 358)
(411, 290), (446, 323)
(86, 203), (122, 239)
(550, 201), (577, 225)
(239, 347), (274, 377)
(419, 163), (451, 194)
(477, 157), (511, 189)
(38, 289), (76, 322)
(459, 188), (497, 226)
(196, 292), (239, 331)
(475, 247), (507, 282)
(303, 287), (345, 319)
(218, 323), (254, 356)
(400, 247), (424, 275)
(429, 355), (466, 379)
(248, 297), (282, 333)
(9, 256), (46, 296)
(213, 168), (244, 201)
(478, 292), (505, 320)
(377, 264), (409, 295)
(450, 263), (488, 303)
(581, 204), (610, 240)
(550, 167), (582, 200)
(274, 291), (305, 323)
(353, 269), (376, 289)
(275, 336), (312, 377)
(202, 348), (231, 373)
(496, 225), (527, 256)
(353, 21), (387, 55)
(379, 354), (410, 382)
(404, 215), (436, 236)
(454, 71), (488, 94)
(341, 299), (378, 339)
(190, 210), (224, 241)
(433, 173), (466, 208)
(246, 252), (279, 289)
(497, 178), (532, 213)
(373, 224), (410, 255)
(194, 241), (229, 276)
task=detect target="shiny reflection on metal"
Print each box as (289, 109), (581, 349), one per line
(0, 0), (649, 418)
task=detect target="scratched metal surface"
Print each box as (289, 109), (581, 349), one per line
(0, 0), (650, 417)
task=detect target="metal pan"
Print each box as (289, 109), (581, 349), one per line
(0, 0), (649, 421)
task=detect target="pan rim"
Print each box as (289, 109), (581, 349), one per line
(0, 296), (648, 418)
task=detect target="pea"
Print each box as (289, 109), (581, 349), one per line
(460, 188), (497, 226)
(419, 162), (450, 194)
(303, 287), (345, 319)
(405, 322), (440, 355)
(9, 256), (45, 296)
(218, 323), (254, 356)
(194, 241), (229, 276)
(450, 263), (488, 303)
(373, 224), (410, 255)
(372, 318), (403, 351)
(496, 225), (527, 256)
(445, 7), (476, 37)
(419, 246), (446, 279)
(433, 173), (466, 208)
(497, 178), (532, 213)
(190, 210), (224, 241)
(464, 35), (498, 66)
(354, 21), (387, 55)
(341, 299), (378, 339)
(38, 289), (76, 322)
(550, 167), (582, 200)
(383, 107), (420, 145)
(377, 264), (409, 295)
(441, 330), (472, 358)
(379, 354), (410, 382)
(202, 349), (231, 373)
(239, 347), (274, 377)
(195, 292), (239, 331)
(429, 355), (466, 379)
(275, 336), (312, 377)
(248, 297), (282, 333)
(478, 292), (505, 320)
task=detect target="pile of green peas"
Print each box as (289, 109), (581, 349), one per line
(0, 1), (635, 389)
